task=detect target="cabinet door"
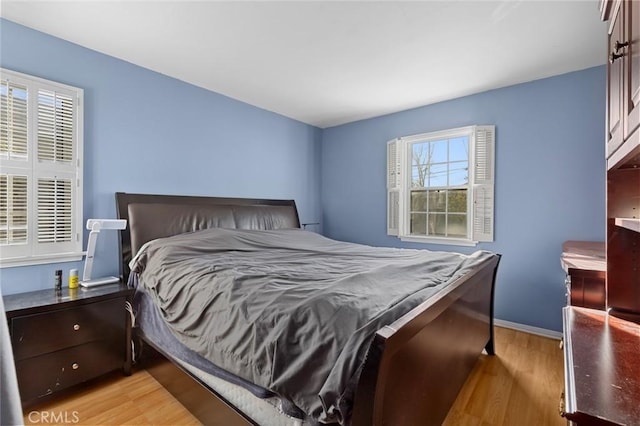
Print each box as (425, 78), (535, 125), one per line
(607, 168), (640, 314)
(624, 0), (640, 140)
(568, 269), (606, 310)
(608, 3), (625, 156)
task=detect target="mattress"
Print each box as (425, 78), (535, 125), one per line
(172, 355), (306, 426)
(132, 283), (306, 421)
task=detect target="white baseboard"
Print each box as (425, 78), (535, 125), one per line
(494, 318), (562, 340)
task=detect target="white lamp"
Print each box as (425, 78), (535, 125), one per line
(80, 219), (127, 288)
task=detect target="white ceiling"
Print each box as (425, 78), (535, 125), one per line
(1, 1), (607, 128)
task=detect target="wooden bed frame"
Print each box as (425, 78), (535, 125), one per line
(115, 192), (500, 426)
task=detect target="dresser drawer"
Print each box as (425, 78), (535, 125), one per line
(15, 339), (124, 404)
(11, 298), (125, 360)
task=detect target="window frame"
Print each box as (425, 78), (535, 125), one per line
(0, 68), (84, 267)
(387, 125), (494, 247)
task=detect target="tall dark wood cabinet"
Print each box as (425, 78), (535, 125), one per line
(604, 0), (640, 320)
(560, 2), (640, 424)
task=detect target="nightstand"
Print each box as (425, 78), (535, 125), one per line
(3, 283), (133, 407)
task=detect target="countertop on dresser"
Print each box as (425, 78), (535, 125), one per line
(563, 306), (640, 425)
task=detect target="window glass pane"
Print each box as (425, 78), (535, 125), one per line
(448, 189), (467, 213)
(431, 140), (447, 163)
(449, 137), (468, 162)
(411, 143), (430, 187)
(428, 163), (447, 187)
(447, 214), (467, 237)
(449, 161), (468, 186)
(410, 213), (426, 235)
(428, 213), (446, 236)
(428, 190), (446, 212)
(411, 166), (426, 188)
(411, 190), (427, 212)
(412, 142), (430, 162)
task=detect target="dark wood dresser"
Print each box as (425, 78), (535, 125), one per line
(562, 307), (640, 425)
(3, 283), (133, 407)
(561, 241), (606, 309)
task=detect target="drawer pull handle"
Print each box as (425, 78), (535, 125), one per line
(72, 363), (79, 370)
(614, 40), (629, 53)
(73, 324), (80, 331)
(610, 51), (625, 63)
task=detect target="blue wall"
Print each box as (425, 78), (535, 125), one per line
(321, 66), (606, 332)
(0, 19), (322, 294)
(0, 19), (606, 333)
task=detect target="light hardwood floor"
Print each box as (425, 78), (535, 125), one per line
(443, 327), (565, 426)
(23, 326), (565, 426)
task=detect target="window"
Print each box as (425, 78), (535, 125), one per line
(387, 125), (494, 246)
(0, 68), (83, 267)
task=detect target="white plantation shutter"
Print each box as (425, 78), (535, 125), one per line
(387, 139), (400, 189)
(0, 174), (28, 245)
(387, 139), (402, 235)
(1, 80), (28, 160)
(0, 68), (83, 266)
(37, 178), (73, 243)
(1, 79), (30, 253)
(471, 126), (495, 242)
(387, 190), (400, 235)
(38, 90), (74, 163)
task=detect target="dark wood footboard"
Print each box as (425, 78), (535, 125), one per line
(353, 254), (500, 426)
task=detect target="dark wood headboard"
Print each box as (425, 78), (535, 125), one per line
(115, 192), (301, 281)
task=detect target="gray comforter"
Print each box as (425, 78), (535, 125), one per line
(130, 228), (494, 424)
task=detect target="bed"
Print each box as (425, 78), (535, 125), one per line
(115, 192), (500, 426)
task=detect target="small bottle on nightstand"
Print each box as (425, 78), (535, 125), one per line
(54, 270), (62, 293)
(69, 268), (79, 289)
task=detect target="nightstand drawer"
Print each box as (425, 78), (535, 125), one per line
(15, 339), (124, 404)
(11, 298), (125, 361)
